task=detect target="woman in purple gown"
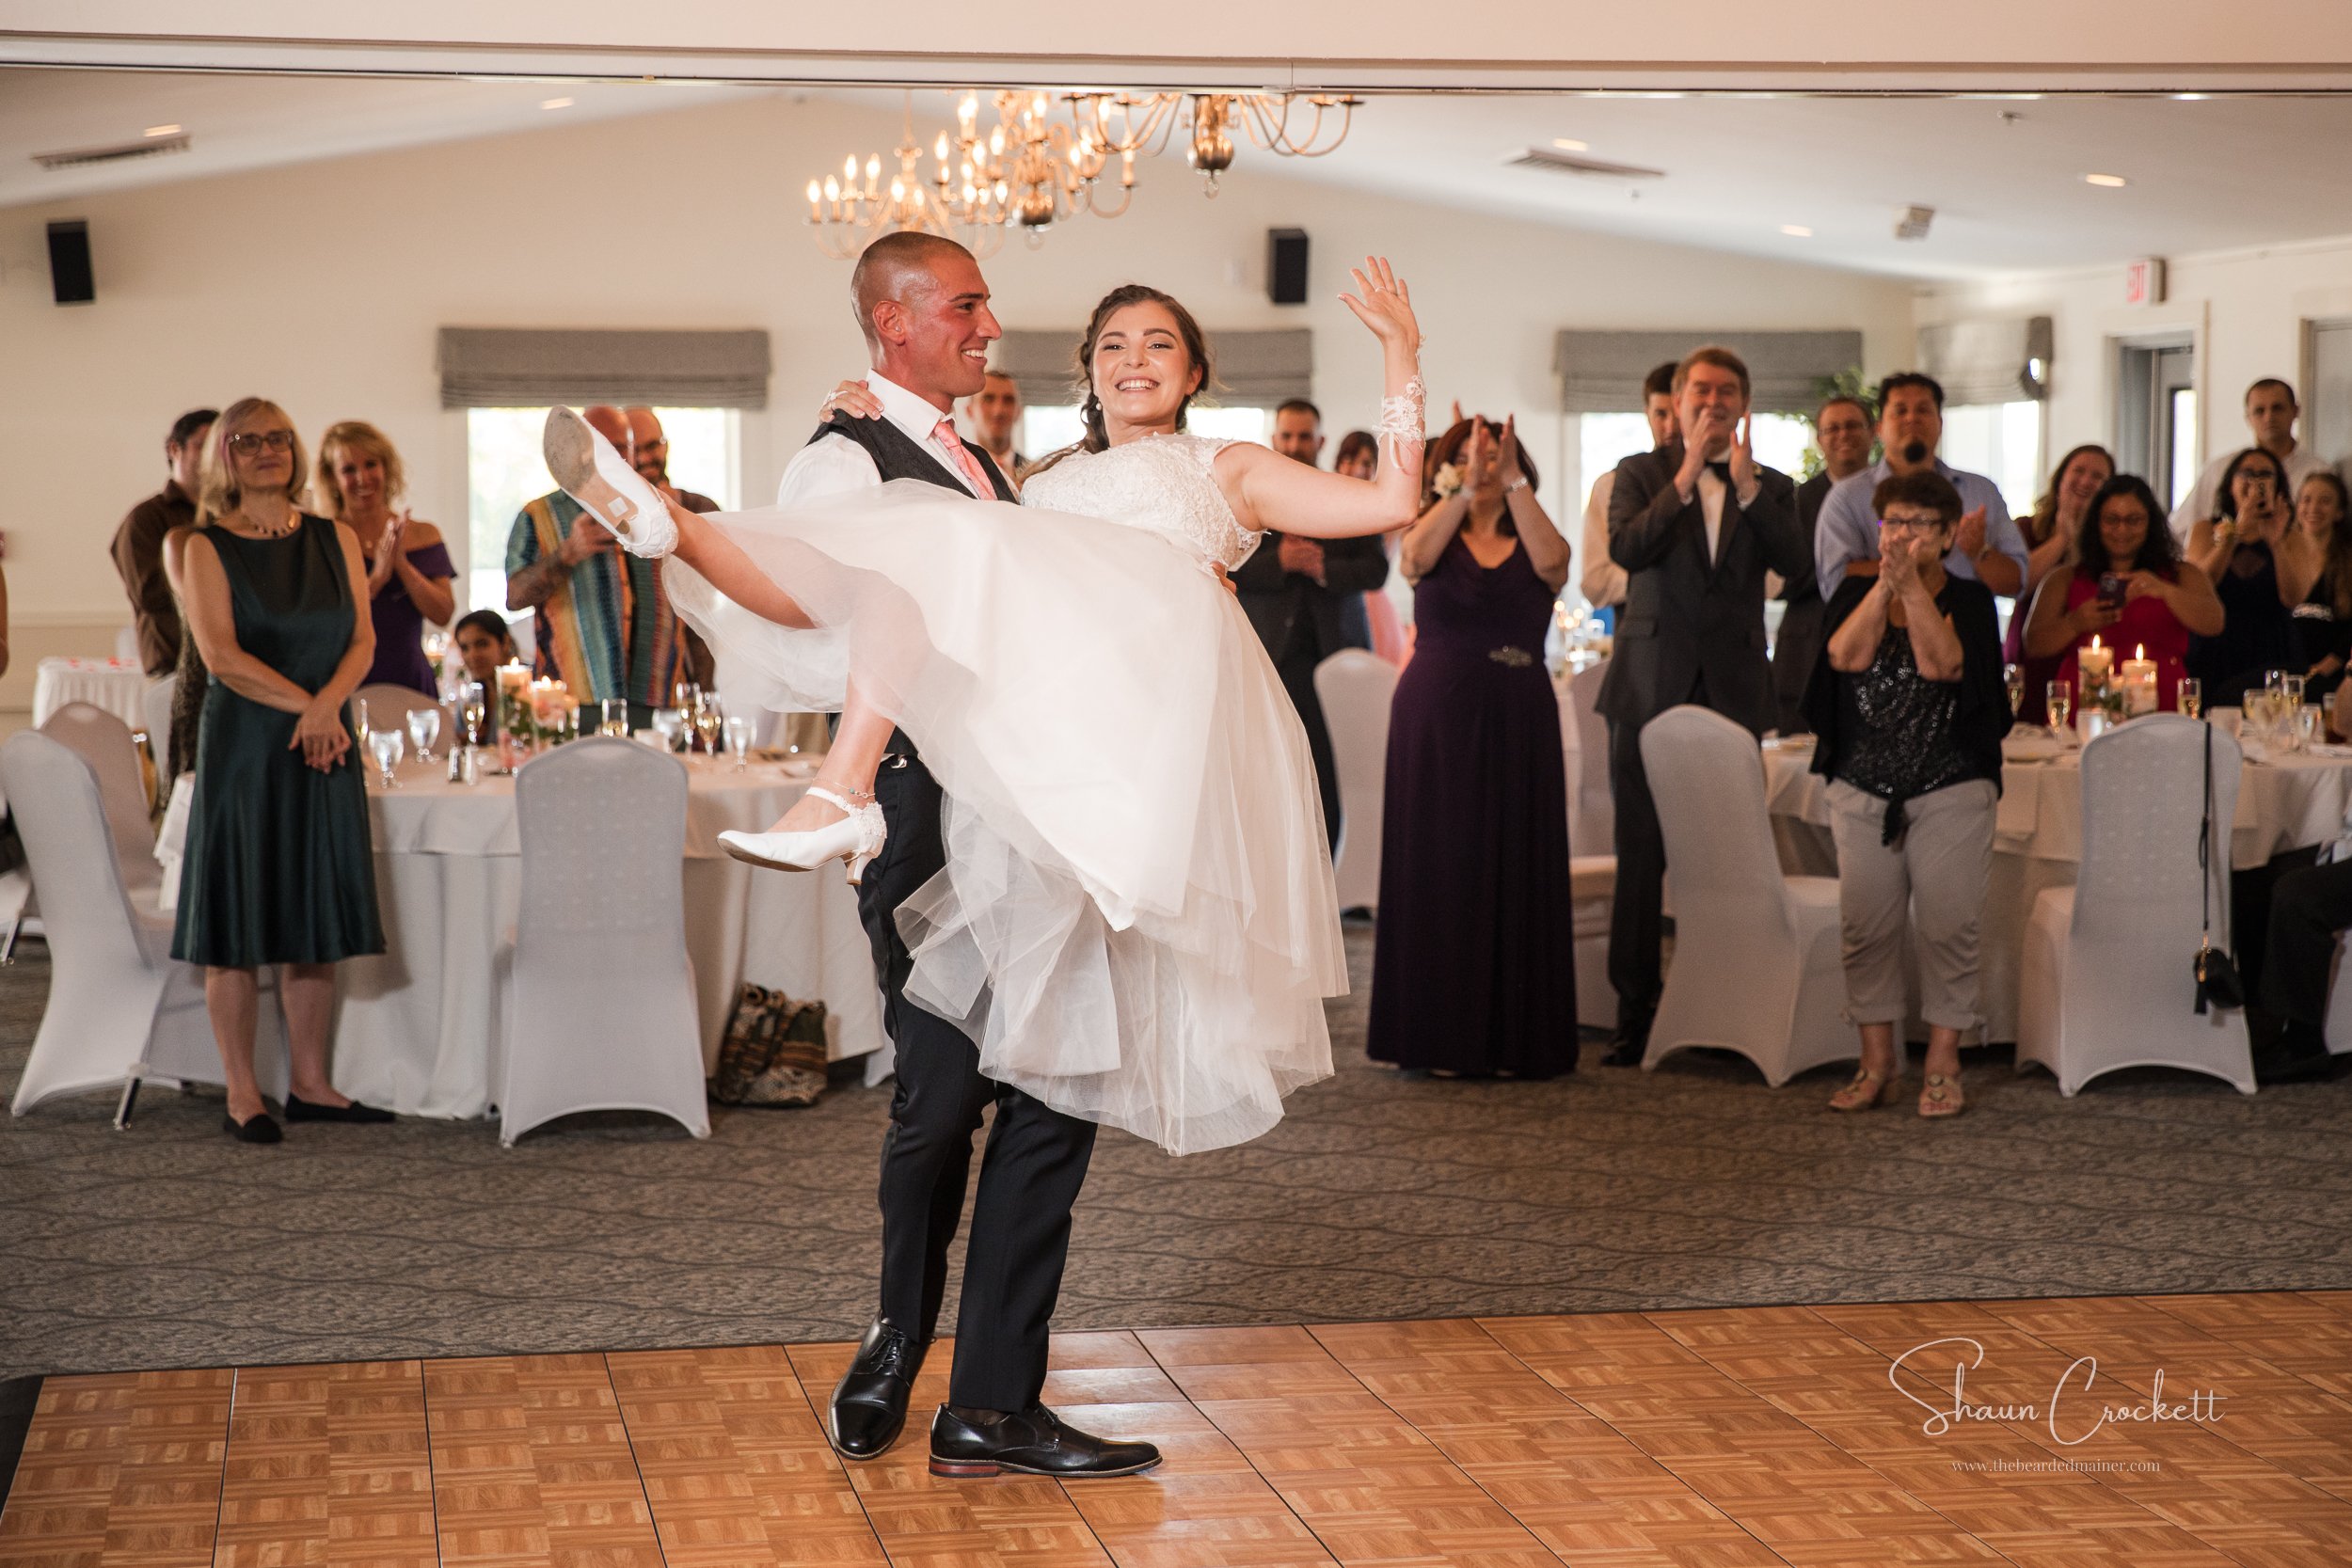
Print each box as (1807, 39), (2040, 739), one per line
(1368, 415), (1578, 1076)
(315, 421), (454, 693)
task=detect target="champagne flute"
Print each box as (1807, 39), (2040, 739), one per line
(354, 696), (373, 748)
(725, 714), (753, 770)
(460, 682), (488, 747)
(2003, 662), (2025, 717)
(695, 693), (724, 755)
(2177, 677), (2202, 720)
(2045, 679), (2073, 735)
(368, 725), (405, 787)
(406, 705), (441, 763)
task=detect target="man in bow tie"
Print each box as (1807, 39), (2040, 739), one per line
(1595, 346), (1812, 1065)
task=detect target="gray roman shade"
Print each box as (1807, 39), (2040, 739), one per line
(1916, 316), (2055, 405)
(437, 327), (771, 410)
(990, 326), (1313, 406)
(1554, 329), (1865, 416)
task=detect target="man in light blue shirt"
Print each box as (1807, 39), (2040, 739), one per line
(1814, 372), (2027, 598)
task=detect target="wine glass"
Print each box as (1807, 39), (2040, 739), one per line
(406, 705), (441, 763)
(2177, 677), (2202, 720)
(354, 696), (373, 747)
(695, 700), (724, 757)
(652, 708), (685, 752)
(2296, 704), (2321, 752)
(563, 702), (581, 743)
(368, 726), (405, 787)
(2282, 673), (2307, 712)
(460, 681), (488, 747)
(725, 714), (753, 770)
(2003, 662), (2025, 717)
(599, 698), (629, 737)
(2045, 679), (2073, 735)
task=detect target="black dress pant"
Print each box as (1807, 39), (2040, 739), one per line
(1770, 594), (1824, 736)
(2252, 851), (2352, 1028)
(858, 746), (1098, 1413)
(1277, 650), (1343, 854)
(1605, 713), (1667, 1034)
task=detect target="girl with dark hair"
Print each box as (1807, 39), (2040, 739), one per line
(2023, 473), (2222, 713)
(2185, 447), (2319, 706)
(538, 259), (1429, 1155)
(2293, 471), (2352, 700)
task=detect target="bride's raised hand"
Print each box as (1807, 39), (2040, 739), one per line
(817, 378), (884, 422)
(1338, 256), (1421, 356)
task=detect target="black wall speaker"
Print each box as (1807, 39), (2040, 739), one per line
(1267, 228), (1308, 306)
(47, 220), (94, 305)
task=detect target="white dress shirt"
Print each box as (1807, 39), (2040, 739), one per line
(2169, 445), (2331, 541)
(775, 371), (995, 506)
(1579, 470), (1628, 610)
(1696, 466), (1727, 563)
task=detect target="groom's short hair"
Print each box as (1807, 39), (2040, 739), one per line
(851, 231), (977, 350)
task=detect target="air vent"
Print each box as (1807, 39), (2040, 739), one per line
(1505, 146), (1664, 181)
(34, 134), (192, 171)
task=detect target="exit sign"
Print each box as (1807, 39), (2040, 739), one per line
(2124, 257), (2168, 307)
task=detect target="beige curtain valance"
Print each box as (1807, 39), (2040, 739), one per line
(437, 327), (771, 410)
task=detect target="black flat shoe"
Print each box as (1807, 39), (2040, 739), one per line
(830, 1319), (927, 1460)
(223, 1111), (282, 1144)
(283, 1093), (394, 1124)
(1597, 1035), (1647, 1068)
(929, 1403), (1161, 1479)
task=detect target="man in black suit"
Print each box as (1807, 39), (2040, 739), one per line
(1232, 397), (1390, 850)
(1597, 345), (1812, 1063)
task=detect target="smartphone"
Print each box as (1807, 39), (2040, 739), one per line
(2097, 573), (2126, 608)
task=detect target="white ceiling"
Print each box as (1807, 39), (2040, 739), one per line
(8, 69), (2352, 281)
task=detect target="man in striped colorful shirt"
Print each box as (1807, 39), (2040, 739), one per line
(503, 404), (689, 727)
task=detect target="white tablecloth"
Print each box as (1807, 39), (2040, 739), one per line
(1759, 736), (2352, 1041)
(32, 657), (149, 730)
(333, 750), (886, 1118)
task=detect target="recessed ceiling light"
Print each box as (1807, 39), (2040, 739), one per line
(1551, 137), (1589, 152)
(2084, 172), (2128, 187)
(2173, 92), (2211, 101)
(1780, 224), (1813, 237)
(540, 96), (576, 110)
(143, 124), (182, 137)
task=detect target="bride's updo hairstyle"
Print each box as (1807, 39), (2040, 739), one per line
(1027, 283), (1215, 479)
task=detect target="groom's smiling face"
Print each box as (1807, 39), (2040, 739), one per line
(882, 251), (1000, 404)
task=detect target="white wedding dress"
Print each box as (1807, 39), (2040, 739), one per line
(662, 434), (1343, 1155)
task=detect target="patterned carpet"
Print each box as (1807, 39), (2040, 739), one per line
(5, 924), (2351, 1385)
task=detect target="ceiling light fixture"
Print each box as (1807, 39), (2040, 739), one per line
(1780, 224), (1813, 237)
(143, 124), (182, 138)
(2084, 172), (2128, 187)
(540, 97), (575, 110)
(2172, 92), (2211, 101)
(1551, 137), (1589, 152)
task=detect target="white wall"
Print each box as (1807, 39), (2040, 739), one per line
(1915, 234), (2352, 487)
(0, 91), (1913, 719)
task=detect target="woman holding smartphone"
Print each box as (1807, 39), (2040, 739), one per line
(2024, 473), (2221, 713)
(2185, 447), (2318, 707)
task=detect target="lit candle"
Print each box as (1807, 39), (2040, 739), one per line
(2121, 643), (2158, 717)
(2077, 635), (2113, 689)
(497, 661), (530, 700)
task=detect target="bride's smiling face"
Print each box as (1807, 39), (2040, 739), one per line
(1091, 303), (1202, 431)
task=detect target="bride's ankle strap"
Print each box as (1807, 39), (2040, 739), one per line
(805, 784), (876, 812)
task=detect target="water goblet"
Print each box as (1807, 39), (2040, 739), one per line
(2296, 704), (2322, 752)
(2045, 679), (2073, 735)
(406, 705), (441, 763)
(652, 707), (685, 752)
(368, 726), (405, 787)
(2177, 677), (2202, 720)
(599, 698), (629, 737)
(725, 714), (753, 770)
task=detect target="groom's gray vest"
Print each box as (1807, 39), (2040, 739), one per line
(807, 413), (1016, 760)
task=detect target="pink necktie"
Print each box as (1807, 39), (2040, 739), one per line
(932, 419), (994, 498)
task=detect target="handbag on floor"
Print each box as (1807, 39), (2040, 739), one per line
(2194, 721), (2245, 1015)
(709, 983), (830, 1106)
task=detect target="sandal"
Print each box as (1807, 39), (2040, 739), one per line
(1919, 1071), (1965, 1118)
(1828, 1067), (1899, 1112)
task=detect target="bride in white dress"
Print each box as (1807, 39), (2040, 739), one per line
(544, 258), (1425, 1155)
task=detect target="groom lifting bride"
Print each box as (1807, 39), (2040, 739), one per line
(542, 230), (1428, 1476)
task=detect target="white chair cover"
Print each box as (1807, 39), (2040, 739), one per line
(1639, 705), (1849, 1084)
(1566, 661), (1614, 857)
(353, 682), (449, 733)
(2326, 936), (2352, 1055)
(499, 737), (709, 1145)
(39, 702), (158, 892)
(2018, 716), (2254, 1094)
(1, 733), (284, 1117)
(1569, 853), (1617, 1031)
(1313, 649), (1398, 912)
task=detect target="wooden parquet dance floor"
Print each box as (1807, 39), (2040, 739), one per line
(7, 1291), (2352, 1566)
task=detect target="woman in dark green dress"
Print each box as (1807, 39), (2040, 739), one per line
(174, 398), (389, 1142)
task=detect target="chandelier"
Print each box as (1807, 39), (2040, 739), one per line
(805, 87), (1361, 256)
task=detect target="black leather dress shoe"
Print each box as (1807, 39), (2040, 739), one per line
(830, 1319), (926, 1460)
(284, 1093), (394, 1123)
(223, 1111), (283, 1144)
(929, 1403), (1162, 1479)
(1598, 1031), (1648, 1068)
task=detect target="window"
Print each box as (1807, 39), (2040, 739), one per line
(1575, 410), (1815, 599)
(1020, 404), (1271, 463)
(1937, 402), (2042, 519)
(464, 407), (739, 613)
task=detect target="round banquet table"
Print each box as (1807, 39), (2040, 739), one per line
(1759, 734), (2352, 1043)
(32, 656), (151, 730)
(332, 748), (886, 1118)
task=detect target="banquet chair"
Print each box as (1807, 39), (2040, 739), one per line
(2017, 717), (2255, 1095)
(1639, 705), (1849, 1083)
(1, 732), (286, 1118)
(39, 702), (159, 892)
(1570, 855), (1617, 1030)
(498, 737), (709, 1145)
(352, 682), (449, 735)
(1566, 661), (1614, 855)
(1314, 649), (1398, 912)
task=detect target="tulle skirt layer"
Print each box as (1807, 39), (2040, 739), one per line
(664, 480), (1343, 1154)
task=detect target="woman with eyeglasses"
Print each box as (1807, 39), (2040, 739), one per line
(172, 399), (389, 1143)
(2023, 473), (2221, 714)
(2185, 447), (2319, 708)
(1804, 470), (2011, 1118)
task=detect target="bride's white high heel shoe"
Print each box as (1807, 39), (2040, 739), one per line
(718, 786), (888, 884)
(542, 406), (678, 557)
